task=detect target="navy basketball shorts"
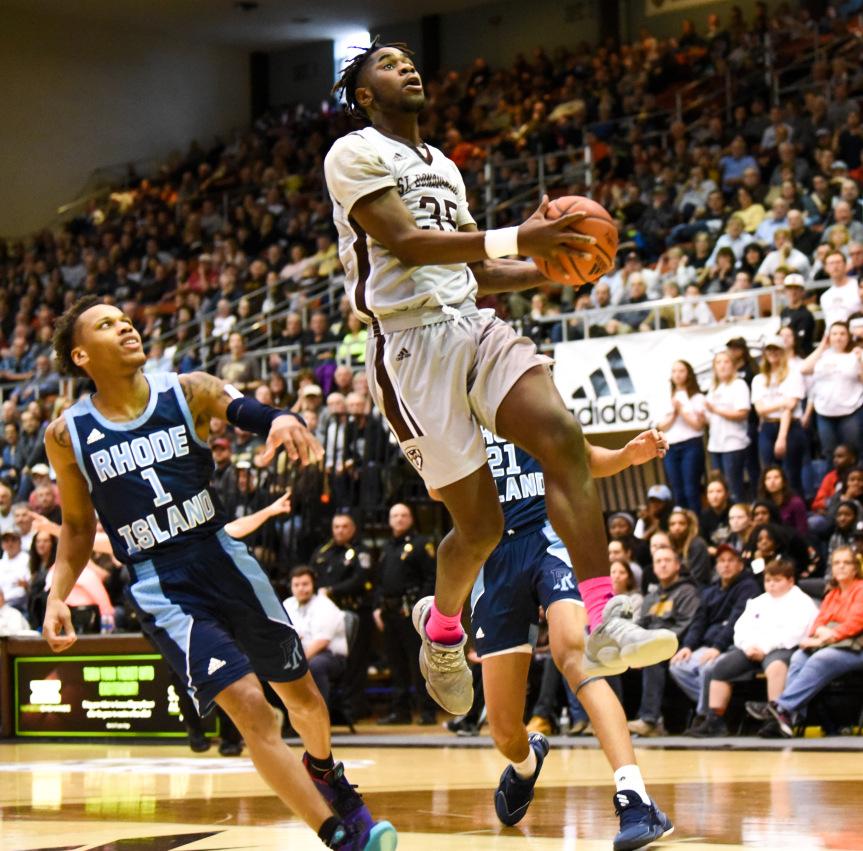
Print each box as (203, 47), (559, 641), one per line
(470, 520), (583, 657)
(126, 528), (308, 715)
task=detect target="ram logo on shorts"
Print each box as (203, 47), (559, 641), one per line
(552, 568), (576, 592)
(405, 446), (424, 470)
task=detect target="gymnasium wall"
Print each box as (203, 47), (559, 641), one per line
(0, 11), (249, 238)
(269, 41), (335, 110)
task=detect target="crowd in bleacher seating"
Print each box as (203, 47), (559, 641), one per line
(0, 2), (863, 737)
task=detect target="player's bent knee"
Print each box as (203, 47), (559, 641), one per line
(530, 412), (586, 466)
(218, 681), (280, 740)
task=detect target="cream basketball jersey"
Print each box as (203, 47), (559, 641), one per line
(324, 126), (478, 321)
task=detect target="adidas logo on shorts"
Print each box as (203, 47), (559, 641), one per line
(476, 627), (485, 639)
(207, 658), (227, 676)
(395, 347), (411, 361)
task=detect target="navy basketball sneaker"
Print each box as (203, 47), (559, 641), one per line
(494, 732), (549, 826)
(613, 789), (673, 850)
(303, 755), (375, 833)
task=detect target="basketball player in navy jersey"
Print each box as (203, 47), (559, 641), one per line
(325, 40), (675, 717)
(41, 297), (396, 851)
(430, 430), (674, 850)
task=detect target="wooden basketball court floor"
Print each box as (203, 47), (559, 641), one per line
(3, 731), (863, 851)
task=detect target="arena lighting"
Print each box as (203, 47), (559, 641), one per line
(334, 29), (371, 87)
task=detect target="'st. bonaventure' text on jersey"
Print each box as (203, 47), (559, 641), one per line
(63, 372), (227, 564)
(324, 126), (478, 321)
(482, 428), (546, 534)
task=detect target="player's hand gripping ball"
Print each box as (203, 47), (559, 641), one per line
(532, 196), (618, 286)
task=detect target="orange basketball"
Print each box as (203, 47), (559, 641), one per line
(532, 195), (618, 287)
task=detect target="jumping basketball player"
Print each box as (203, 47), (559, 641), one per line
(429, 429), (674, 850)
(41, 297), (397, 851)
(325, 40), (675, 715)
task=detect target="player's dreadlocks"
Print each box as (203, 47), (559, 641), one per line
(332, 35), (414, 120)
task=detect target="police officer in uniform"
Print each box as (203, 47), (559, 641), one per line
(311, 511), (373, 720)
(373, 503), (438, 725)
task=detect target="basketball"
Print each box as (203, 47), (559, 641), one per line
(532, 195), (619, 287)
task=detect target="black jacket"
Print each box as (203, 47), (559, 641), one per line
(682, 571), (760, 651)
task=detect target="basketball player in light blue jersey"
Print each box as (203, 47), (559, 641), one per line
(429, 429), (674, 850)
(42, 296), (396, 851)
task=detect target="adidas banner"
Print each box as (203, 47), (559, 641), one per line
(553, 319), (776, 434)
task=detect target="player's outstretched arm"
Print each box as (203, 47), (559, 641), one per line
(350, 190), (593, 268)
(43, 416), (99, 652)
(179, 371), (323, 466)
(587, 429), (669, 479)
(224, 492), (291, 540)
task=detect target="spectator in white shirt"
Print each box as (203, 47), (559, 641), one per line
(0, 529), (31, 614)
(212, 299), (238, 342)
(755, 229), (812, 285)
(800, 321), (863, 456)
(695, 558), (817, 737)
(283, 566), (348, 707)
(0, 588), (34, 635)
(705, 351), (751, 503)
(751, 337), (807, 496)
(706, 215), (750, 268)
(820, 250), (862, 327)
(724, 271), (760, 322)
(680, 284), (715, 327)
(656, 360), (707, 512)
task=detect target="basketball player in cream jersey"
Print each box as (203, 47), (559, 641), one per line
(325, 39), (676, 717)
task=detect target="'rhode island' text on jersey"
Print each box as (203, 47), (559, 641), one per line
(482, 428), (546, 534)
(324, 126), (478, 321)
(63, 373), (227, 563)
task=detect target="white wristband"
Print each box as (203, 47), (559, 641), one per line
(484, 226), (520, 259)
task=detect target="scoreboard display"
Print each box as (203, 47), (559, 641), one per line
(14, 653), (218, 737)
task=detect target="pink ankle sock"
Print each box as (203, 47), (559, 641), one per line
(425, 601), (464, 644)
(581, 576), (614, 632)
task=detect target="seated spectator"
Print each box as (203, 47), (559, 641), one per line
(745, 546), (863, 737)
(693, 558), (818, 737)
(703, 247), (737, 294)
(627, 546), (700, 737)
(753, 198), (790, 247)
(705, 350), (751, 503)
(810, 444), (858, 535)
(680, 283), (715, 326)
(668, 507), (712, 587)
(725, 503), (753, 554)
(608, 539), (644, 591)
(610, 558), (644, 620)
(800, 321), (863, 457)
(754, 228), (812, 284)
(337, 312), (368, 365)
(216, 332), (260, 392)
(758, 465), (808, 537)
(724, 271), (759, 322)
(608, 274), (651, 334)
(700, 474), (732, 554)
(751, 336), (807, 496)
(746, 520), (814, 579)
(827, 500), (860, 566)
(212, 298), (238, 342)
(0, 529), (31, 615)
(0, 588), (34, 635)
(656, 360), (706, 512)
(634, 484), (673, 542)
(706, 215), (749, 267)
(11, 355), (60, 409)
(668, 545), (760, 728)
(283, 566), (348, 708)
(25, 527), (55, 629)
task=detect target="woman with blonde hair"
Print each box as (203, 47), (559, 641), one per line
(668, 507), (712, 587)
(657, 360), (706, 512)
(705, 350), (751, 502)
(751, 336), (807, 495)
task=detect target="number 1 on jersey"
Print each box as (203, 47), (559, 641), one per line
(141, 467), (172, 507)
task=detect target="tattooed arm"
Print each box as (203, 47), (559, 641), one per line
(43, 415), (98, 652)
(179, 371), (323, 465)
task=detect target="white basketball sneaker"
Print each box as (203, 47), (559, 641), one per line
(411, 596), (474, 716)
(586, 595), (678, 670)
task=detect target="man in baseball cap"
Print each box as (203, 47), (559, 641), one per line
(780, 273), (815, 354)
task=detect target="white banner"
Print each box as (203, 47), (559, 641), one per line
(645, 0), (723, 16)
(553, 319), (777, 433)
